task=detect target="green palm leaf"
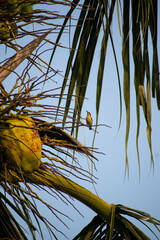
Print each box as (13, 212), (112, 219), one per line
(122, 0), (130, 176)
(46, 0), (160, 173)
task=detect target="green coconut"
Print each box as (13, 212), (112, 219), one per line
(7, 0), (19, 10)
(0, 116), (41, 173)
(0, 22), (10, 41)
(20, 2), (33, 18)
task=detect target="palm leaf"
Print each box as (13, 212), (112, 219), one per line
(1, 165), (160, 240)
(96, 0), (116, 127)
(49, 1), (120, 136)
(73, 203), (160, 239)
(56, 0), (91, 122)
(149, 0), (160, 107)
(46, 0), (160, 173)
(62, 0), (99, 130)
(122, 0), (130, 177)
(0, 30), (52, 84)
(0, 195), (28, 240)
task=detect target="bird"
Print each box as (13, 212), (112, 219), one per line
(86, 111), (92, 130)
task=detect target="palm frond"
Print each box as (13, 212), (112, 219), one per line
(45, 0), (160, 173)
(0, 30), (52, 84)
(0, 194), (29, 240)
(73, 204), (160, 240)
(2, 166), (160, 240)
(122, 0), (130, 177)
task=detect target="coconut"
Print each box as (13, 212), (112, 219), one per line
(20, 3), (33, 18)
(0, 22), (10, 41)
(0, 116), (41, 173)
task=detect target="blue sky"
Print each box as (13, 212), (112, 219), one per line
(1, 2), (160, 239)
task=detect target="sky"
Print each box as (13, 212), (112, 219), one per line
(1, 1), (160, 239)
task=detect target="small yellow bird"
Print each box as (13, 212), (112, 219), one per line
(86, 111), (92, 130)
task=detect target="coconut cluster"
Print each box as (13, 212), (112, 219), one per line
(0, 0), (33, 41)
(0, 116), (41, 173)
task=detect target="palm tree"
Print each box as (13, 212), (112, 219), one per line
(0, 0), (160, 239)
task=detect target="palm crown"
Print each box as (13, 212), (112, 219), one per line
(0, 0), (160, 239)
